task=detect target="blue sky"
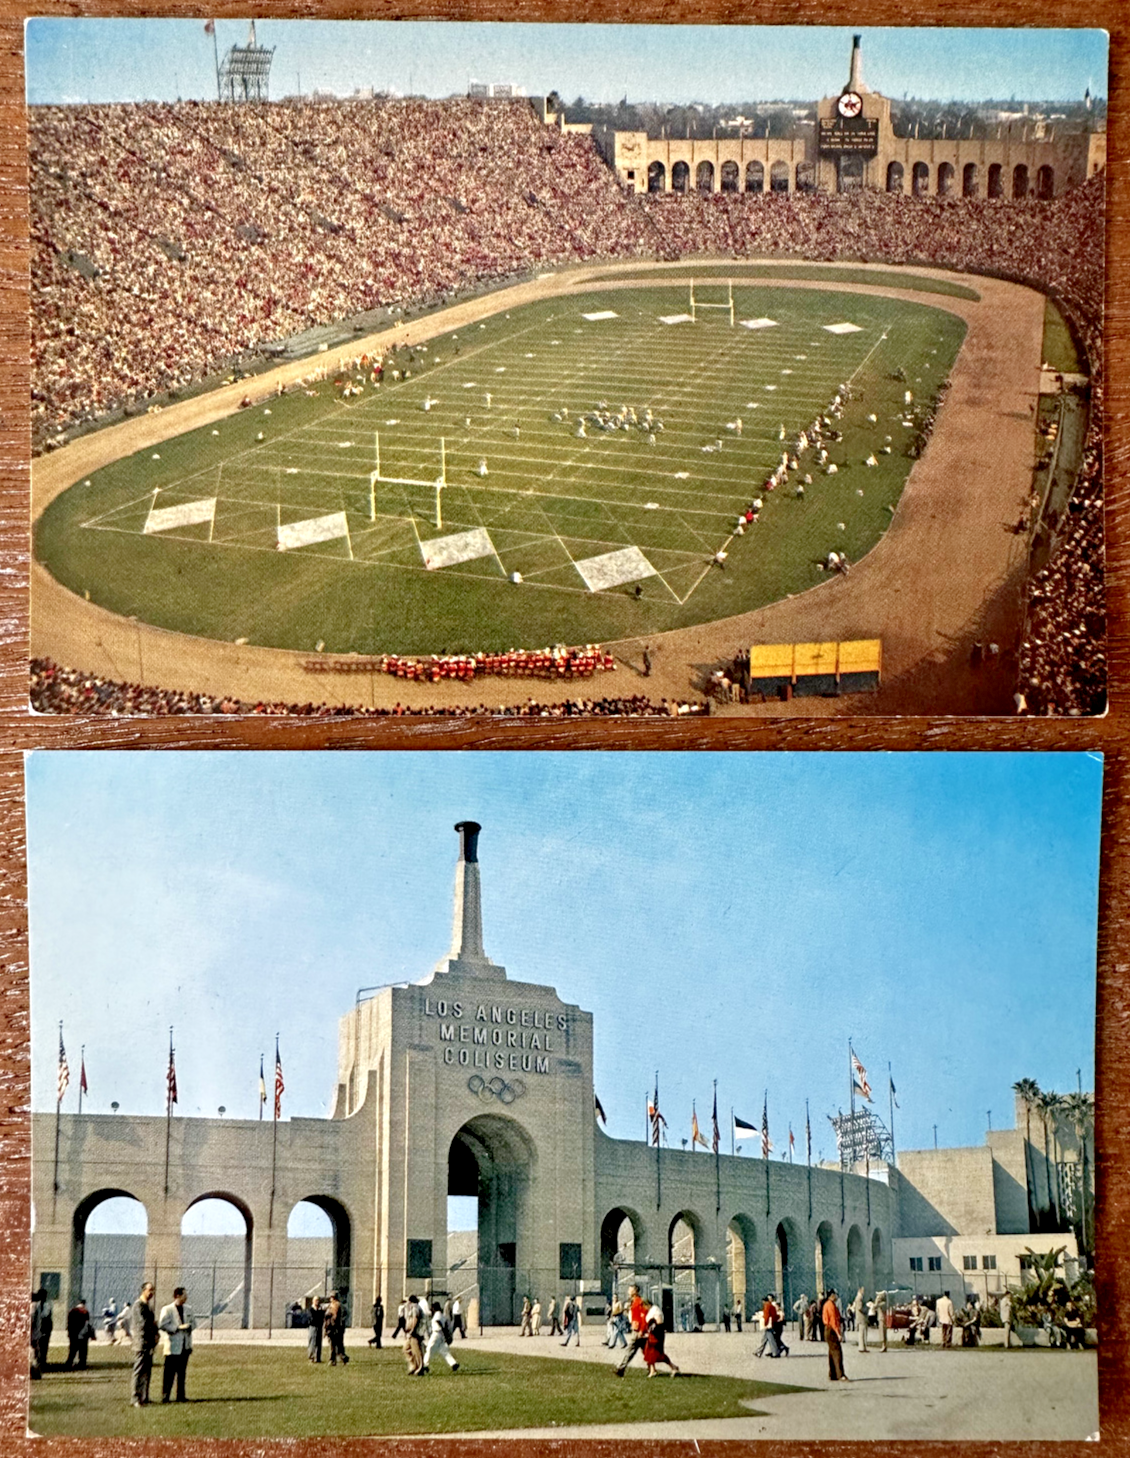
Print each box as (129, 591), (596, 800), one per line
(28, 751), (1100, 1178)
(25, 22), (1108, 107)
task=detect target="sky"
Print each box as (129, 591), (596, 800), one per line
(25, 22), (1108, 108)
(28, 751), (1100, 1168)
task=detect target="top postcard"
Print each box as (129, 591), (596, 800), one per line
(26, 22), (1109, 719)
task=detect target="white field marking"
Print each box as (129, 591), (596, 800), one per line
(581, 311), (619, 321)
(143, 496), (217, 534)
(80, 490), (168, 529)
(574, 545), (656, 593)
(824, 322), (864, 334)
(739, 318), (778, 330)
(674, 472), (690, 479)
(764, 384), (778, 391)
(659, 314), (694, 325)
(277, 510), (350, 551)
(462, 382), (477, 388)
(420, 526), (495, 570)
(644, 502), (659, 510)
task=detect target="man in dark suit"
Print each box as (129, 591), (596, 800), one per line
(65, 1297), (94, 1369)
(130, 1282), (159, 1407)
(369, 1295), (384, 1348)
(157, 1287), (195, 1402)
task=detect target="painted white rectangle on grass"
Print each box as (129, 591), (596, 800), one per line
(659, 313), (694, 325)
(824, 322), (863, 334)
(277, 511), (349, 551)
(143, 497), (216, 534)
(421, 527), (494, 570)
(740, 317), (778, 330)
(582, 310), (619, 321)
(575, 545), (656, 593)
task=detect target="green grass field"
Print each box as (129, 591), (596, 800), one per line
(36, 283), (965, 656)
(29, 1344), (808, 1437)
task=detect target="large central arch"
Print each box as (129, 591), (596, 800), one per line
(449, 1113), (536, 1326)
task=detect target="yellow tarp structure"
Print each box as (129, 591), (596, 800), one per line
(746, 639), (882, 682)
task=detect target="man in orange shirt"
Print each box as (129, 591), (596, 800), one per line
(822, 1289), (849, 1382)
(613, 1285), (651, 1377)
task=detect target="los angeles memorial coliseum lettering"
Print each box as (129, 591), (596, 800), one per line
(423, 998), (562, 1073)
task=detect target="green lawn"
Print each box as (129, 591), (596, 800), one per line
(36, 284), (965, 656)
(1041, 296), (1083, 374)
(29, 1344), (808, 1437)
(587, 263), (982, 301)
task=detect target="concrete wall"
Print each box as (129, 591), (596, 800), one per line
(895, 1146), (999, 1238)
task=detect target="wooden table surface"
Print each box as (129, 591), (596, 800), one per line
(0, 0), (1125, 1449)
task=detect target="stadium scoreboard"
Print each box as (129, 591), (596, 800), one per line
(818, 115), (880, 156)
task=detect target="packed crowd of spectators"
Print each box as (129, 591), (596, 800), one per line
(302, 645), (616, 682)
(29, 97), (1105, 714)
(30, 659), (706, 718)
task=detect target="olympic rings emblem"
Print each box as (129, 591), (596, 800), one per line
(468, 1074), (527, 1105)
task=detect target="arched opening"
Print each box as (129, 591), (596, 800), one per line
(72, 1190), (148, 1321)
(1013, 164), (1030, 199)
(647, 160), (666, 193)
(871, 1227), (884, 1288)
(1037, 165), (1055, 200)
(600, 1206), (643, 1297)
(182, 1195), (253, 1330)
(668, 1211), (701, 1331)
(745, 160), (764, 194)
(671, 160), (690, 195)
(769, 161), (789, 194)
(773, 1221), (794, 1309)
(795, 162), (816, 193)
(912, 161), (930, 197)
(886, 161), (904, 193)
(449, 1114), (535, 1326)
(726, 1215), (757, 1319)
(720, 160), (739, 193)
(846, 1224), (866, 1294)
(937, 162), (955, 196)
(963, 162), (979, 197)
(815, 1219), (837, 1296)
(837, 154), (864, 192)
(286, 1197), (352, 1325)
(696, 161), (715, 194)
(988, 163), (1004, 199)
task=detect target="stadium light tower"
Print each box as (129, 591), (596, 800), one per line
(219, 21), (275, 103)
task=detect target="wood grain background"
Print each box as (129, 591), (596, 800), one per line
(1, 0), (1126, 1449)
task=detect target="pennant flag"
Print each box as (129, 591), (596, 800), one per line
(711, 1087), (720, 1156)
(691, 1102), (709, 1150)
(889, 1075), (899, 1109)
(79, 1053), (88, 1096)
(852, 1051), (873, 1101)
(204, 19), (215, 33)
(594, 1093), (607, 1125)
(167, 1042), (178, 1109)
(258, 1055), (267, 1118)
(761, 1094), (773, 1158)
(274, 1045), (285, 1120)
(789, 1126), (796, 1148)
(734, 1113), (757, 1137)
(57, 1029), (70, 1105)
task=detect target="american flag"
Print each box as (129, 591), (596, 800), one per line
(274, 1046), (285, 1120)
(711, 1087), (720, 1156)
(648, 1076), (666, 1147)
(852, 1051), (873, 1101)
(79, 1052), (88, 1096)
(167, 1039), (178, 1110)
(761, 1093), (773, 1158)
(57, 1029), (69, 1105)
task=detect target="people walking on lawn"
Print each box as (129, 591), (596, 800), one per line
(531, 1297), (542, 1335)
(547, 1296), (561, 1336)
(369, 1295), (384, 1348)
(643, 1304), (680, 1378)
(65, 1297), (94, 1370)
(874, 1289), (889, 1351)
(392, 1299), (408, 1340)
(852, 1287), (869, 1352)
(606, 1295), (627, 1348)
(418, 1305), (460, 1376)
(614, 1285), (650, 1376)
(451, 1297), (465, 1340)
(823, 1289), (849, 1383)
(520, 1296), (533, 1336)
(307, 1297), (325, 1362)
(325, 1292), (349, 1365)
(561, 1294), (580, 1346)
(403, 1295), (425, 1374)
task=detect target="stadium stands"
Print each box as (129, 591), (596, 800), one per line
(29, 97), (1105, 715)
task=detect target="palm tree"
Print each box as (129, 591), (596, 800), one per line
(1036, 1090), (1060, 1227)
(1012, 1078), (1042, 1231)
(1059, 1091), (1095, 1262)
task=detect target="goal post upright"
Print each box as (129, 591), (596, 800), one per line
(689, 279), (697, 323)
(729, 280), (735, 327)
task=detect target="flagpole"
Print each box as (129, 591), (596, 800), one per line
(838, 1108), (845, 1224)
(211, 22), (221, 101)
(269, 1034), (280, 1230)
(806, 1099), (812, 1222)
(53, 1022), (64, 1218)
(866, 1148), (872, 1225)
(888, 1062), (897, 1168)
(77, 1045), (84, 1117)
(713, 1080), (720, 1216)
(164, 1026), (174, 1198)
(763, 1091), (770, 1219)
(730, 1106), (735, 1158)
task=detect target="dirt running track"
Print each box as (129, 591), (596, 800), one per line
(30, 261), (1045, 715)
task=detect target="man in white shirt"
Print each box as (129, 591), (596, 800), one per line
(157, 1287), (195, 1403)
(419, 1306), (460, 1375)
(935, 1291), (956, 1349)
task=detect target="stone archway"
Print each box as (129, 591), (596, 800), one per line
(837, 155), (864, 193)
(1037, 165), (1055, 200)
(745, 160), (764, 193)
(769, 160), (790, 193)
(181, 1193), (254, 1329)
(938, 162), (955, 196)
(846, 1223), (866, 1293)
(912, 161), (930, 196)
(647, 161), (666, 194)
(815, 1219), (837, 1296)
(286, 1196), (352, 1320)
(696, 161), (715, 194)
(720, 160), (740, 193)
(963, 162), (979, 197)
(671, 160), (690, 194)
(1013, 164), (1030, 199)
(600, 1205), (644, 1295)
(71, 1189), (149, 1319)
(886, 161), (904, 193)
(668, 1210), (703, 1330)
(726, 1214), (758, 1318)
(871, 1226), (885, 1288)
(988, 163), (1004, 199)
(449, 1113), (535, 1326)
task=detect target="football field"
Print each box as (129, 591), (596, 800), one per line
(35, 282), (967, 656)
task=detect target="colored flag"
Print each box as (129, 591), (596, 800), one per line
(711, 1088), (720, 1156)
(889, 1076), (899, 1109)
(594, 1093), (607, 1125)
(734, 1114), (756, 1138)
(691, 1103), (708, 1150)
(806, 1107), (812, 1163)
(789, 1126), (796, 1149)
(852, 1051), (873, 1101)
(648, 1077), (666, 1147)
(761, 1094), (773, 1157)
(853, 1080), (871, 1101)
(57, 1030), (69, 1104)
(204, 19), (215, 33)
(259, 1055), (267, 1118)
(274, 1047), (285, 1119)
(79, 1053), (88, 1096)
(167, 1043), (178, 1109)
